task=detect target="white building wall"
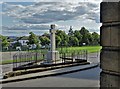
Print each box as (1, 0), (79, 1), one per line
(18, 40), (28, 46)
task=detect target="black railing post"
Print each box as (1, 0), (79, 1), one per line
(35, 52), (37, 63)
(72, 52), (74, 62)
(86, 50), (88, 61)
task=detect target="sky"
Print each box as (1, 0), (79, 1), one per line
(0, 0), (102, 36)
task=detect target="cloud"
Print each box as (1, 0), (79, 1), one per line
(0, 1), (3, 4)
(2, 2), (100, 24)
(2, 24), (50, 31)
(1, 1), (101, 36)
(2, 23), (70, 36)
(34, 0), (102, 3)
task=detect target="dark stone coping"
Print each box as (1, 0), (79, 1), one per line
(101, 47), (120, 51)
(101, 22), (120, 27)
(101, 70), (120, 76)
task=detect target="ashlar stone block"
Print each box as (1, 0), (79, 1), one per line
(100, 50), (120, 73)
(100, 2), (120, 22)
(100, 72), (120, 87)
(100, 25), (120, 47)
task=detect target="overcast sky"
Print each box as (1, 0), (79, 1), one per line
(0, 0), (102, 36)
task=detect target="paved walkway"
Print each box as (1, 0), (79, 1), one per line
(1, 63), (99, 84)
(2, 66), (100, 87)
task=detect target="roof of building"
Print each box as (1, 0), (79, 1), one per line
(18, 36), (29, 40)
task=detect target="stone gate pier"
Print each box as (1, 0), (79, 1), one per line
(100, 1), (120, 87)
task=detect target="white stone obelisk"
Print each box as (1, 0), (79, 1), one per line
(46, 24), (59, 63)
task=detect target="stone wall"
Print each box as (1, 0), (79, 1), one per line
(100, 1), (120, 87)
(100, 72), (120, 87)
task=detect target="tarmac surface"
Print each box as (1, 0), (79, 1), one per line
(2, 66), (101, 87)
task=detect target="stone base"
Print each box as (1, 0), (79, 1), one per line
(46, 51), (59, 63)
(100, 72), (120, 87)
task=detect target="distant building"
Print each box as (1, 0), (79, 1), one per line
(29, 44), (37, 49)
(8, 36), (41, 50)
(18, 36), (29, 46)
(8, 36), (28, 50)
(8, 38), (17, 48)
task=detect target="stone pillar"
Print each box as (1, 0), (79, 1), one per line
(50, 25), (56, 52)
(46, 25), (59, 63)
(100, 1), (120, 87)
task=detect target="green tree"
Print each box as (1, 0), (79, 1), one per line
(74, 30), (82, 45)
(87, 33), (94, 45)
(92, 32), (100, 45)
(56, 35), (61, 47)
(80, 27), (90, 45)
(68, 26), (74, 36)
(69, 36), (79, 46)
(39, 36), (50, 47)
(13, 41), (22, 48)
(28, 32), (40, 49)
(80, 27), (89, 35)
(40, 27), (100, 47)
(42, 33), (50, 38)
(0, 35), (9, 49)
(56, 30), (69, 46)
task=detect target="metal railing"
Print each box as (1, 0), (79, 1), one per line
(59, 50), (88, 63)
(13, 50), (88, 70)
(13, 52), (44, 70)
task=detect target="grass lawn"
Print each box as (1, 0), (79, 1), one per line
(26, 46), (102, 54)
(1, 46), (102, 65)
(57, 46), (102, 53)
(0, 57), (43, 65)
